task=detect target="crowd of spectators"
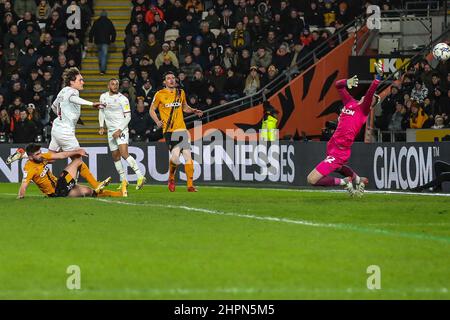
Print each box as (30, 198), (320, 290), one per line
(375, 58), (450, 141)
(0, 0), (94, 143)
(123, 0), (378, 141)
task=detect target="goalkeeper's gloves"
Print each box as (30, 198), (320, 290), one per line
(374, 61), (383, 80)
(346, 75), (359, 89)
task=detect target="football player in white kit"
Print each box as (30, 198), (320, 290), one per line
(99, 78), (146, 195)
(50, 67), (110, 191)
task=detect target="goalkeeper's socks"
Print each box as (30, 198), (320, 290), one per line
(114, 160), (126, 181)
(169, 160), (178, 181)
(79, 162), (100, 188)
(315, 176), (342, 186)
(185, 162), (194, 188)
(126, 156), (142, 177)
(338, 165), (360, 183)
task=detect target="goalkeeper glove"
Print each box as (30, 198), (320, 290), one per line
(346, 75), (359, 89)
(374, 61), (383, 80)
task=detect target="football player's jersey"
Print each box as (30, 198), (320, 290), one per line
(151, 88), (187, 133)
(52, 87), (81, 133)
(99, 92), (131, 132)
(23, 153), (57, 196)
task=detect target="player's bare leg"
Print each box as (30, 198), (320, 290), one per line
(168, 146), (181, 192)
(182, 148), (197, 192)
(117, 144), (146, 190)
(307, 168), (355, 196)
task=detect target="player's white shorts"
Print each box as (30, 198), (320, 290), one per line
(49, 127), (80, 151)
(108, 128), (129, 151)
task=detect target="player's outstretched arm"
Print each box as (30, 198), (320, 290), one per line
(361, 62), (383, 112)
(17, 180), (30, 199)
(335, 78), (355, 105)
(68, 95), (104, 109)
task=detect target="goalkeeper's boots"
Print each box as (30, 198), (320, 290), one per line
(136, 176), (146, 190)
(121, 180), (128, 197)
(168, 179), (176, 192)
(354, 177), (369, 198)
(6, 148), (25, 164)
(95, 177), (112, 193)
(343, 177), (356, 197)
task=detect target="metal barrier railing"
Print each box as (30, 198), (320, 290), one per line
(184, 13), (367, 127)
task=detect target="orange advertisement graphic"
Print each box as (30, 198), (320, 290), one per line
(188, 31), (366, 141)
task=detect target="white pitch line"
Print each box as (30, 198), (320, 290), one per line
(93, 199), (450, 244)
(0, 287), (447, 296)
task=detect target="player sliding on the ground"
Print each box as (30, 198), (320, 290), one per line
(149, 71), (203, 192)
(307, 62), (383, 197)
(49, 67), (106, 189)
(99, 79), (146, 195)
(17, 144), (123, 199)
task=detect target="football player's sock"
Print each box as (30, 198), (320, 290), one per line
(114, 160), (126, 181)
(79, 162), (100, 188)
(315, 176), (342, 186)
(185, 161), (194, 188)
(169, 160), (178, 181)
(337, 165), (360, 183)
(95, 190), (123, 197)
(126, 156), (142, 177)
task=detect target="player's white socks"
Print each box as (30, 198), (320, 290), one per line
(114, 161), (126, 182)
(126, 156), (143, 177)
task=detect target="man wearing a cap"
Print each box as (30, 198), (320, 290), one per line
(155, 42), (179, 69)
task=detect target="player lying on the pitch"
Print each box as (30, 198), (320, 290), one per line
(412, 160), (450, 193)
(16, 143), (125, 199)
(307, 62), (383, 197)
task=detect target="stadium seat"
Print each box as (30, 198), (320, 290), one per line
(210, 28), (220, 37)
(325, 27), (336, 34)
(227, 28), (235, 34)
(201, 11), (208, 20)
(164, 29), (180, 42)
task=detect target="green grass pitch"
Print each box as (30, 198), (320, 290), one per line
(0, 183), (449, 299)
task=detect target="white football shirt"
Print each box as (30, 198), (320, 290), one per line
(99, 92), (131, 132)
(52, 87), (82, 133)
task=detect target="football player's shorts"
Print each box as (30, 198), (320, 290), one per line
(108, 128), (129, 152)
(164, 130), (191, 152)
(49, 127), (80, 152)
(315, 143), (351, 177)
(54, 170), (76, 197)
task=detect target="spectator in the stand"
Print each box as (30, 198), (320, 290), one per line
(204, 7), (221, 29)
(188, 94), (200, 110)
(120, 78), (137, 105)
(235, 49), (251, 76)
(18, 23), (40, 50)
(45, 10), (67, 45)
(208, 64), (226, 94)
(136, 79), (156, 107)
(282, 8), (304, 43)
(272, 43), (291, 72)
(222, 46), (237, 70)
(243, 66), (260, 95)
(3, 24), (19, 49)
(420, 62), (434, 89)
(429, 73), (442, 92)
(192, 45), (207, 70)
(145, 4), (165, 26)
(26, 103), (43, 133)
(378, 84), (402, 130)
(130, 97), (155, 142)
(0, 108), (10, 138)
(388, 101), (408, 131)
(223, 68), (243, 101)
(431, 86), (450, 116)
(36, 1), (52, 23)
(124, 24), (143, 54)
(410, 79), (428, 104)
(409, 102), (428, 129)
(190, 69), (208, 101)
(261, 64), (279, 87)
(180, 53), (202, 80)
(250, 46), (272, 74)
(158, 56), (178, 81)
(323, 0), (337, 27)
(155, 42), (179, 69)
(179, 12), (198, 39)
(89, 11), (116, 74)
(12, 109), (37, 143)
(14, 0), (36, 18)
(185, 0), (204, 13)
(231, 21), (251, 51)
(143, 33), (162, 63)
(221, 8), (235, 29)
